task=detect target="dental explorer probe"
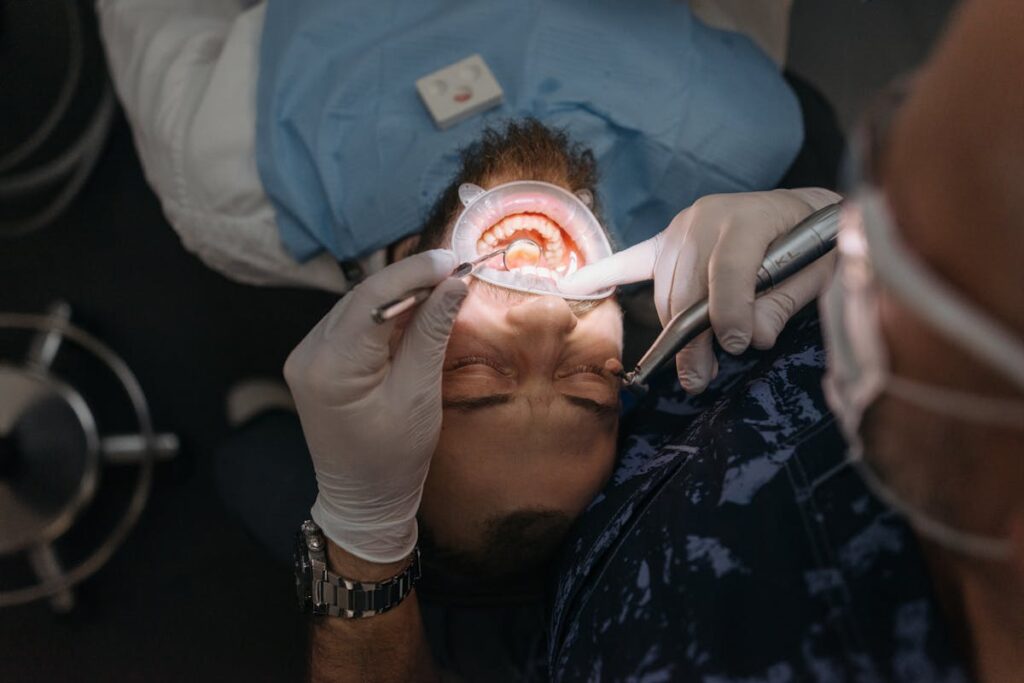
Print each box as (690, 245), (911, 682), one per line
(371, 239), (541, 323)
(620, 202), (842, 392)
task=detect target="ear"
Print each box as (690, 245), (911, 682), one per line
(574, 188), (594, 208)
(390, 235), (421, 263)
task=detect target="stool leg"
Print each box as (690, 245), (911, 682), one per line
(28, 543), (75, 613)
(26, 300), (72, 371)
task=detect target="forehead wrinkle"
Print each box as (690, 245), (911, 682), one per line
(521, 390), (608, 428)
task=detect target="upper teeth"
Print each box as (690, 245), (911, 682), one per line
(478, 213), (567, 265)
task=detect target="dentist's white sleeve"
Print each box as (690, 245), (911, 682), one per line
(95, 0), (355, 293)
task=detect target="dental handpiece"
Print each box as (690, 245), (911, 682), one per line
(621, 202), (842, 392)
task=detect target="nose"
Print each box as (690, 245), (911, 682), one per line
(505, 295), (578, 337)
(504, 296), (577, 377)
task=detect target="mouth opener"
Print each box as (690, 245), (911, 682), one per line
(371, 239), (541, 324)
(620, 202), (842, 393)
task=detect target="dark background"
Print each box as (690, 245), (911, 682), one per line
(0, 0), (957, 681)
(1, 3), (333, 680)
(1, 114), (336, 681)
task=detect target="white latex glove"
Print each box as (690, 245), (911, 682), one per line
(284, 250), (468, 563)
(561, 188), (841, 393)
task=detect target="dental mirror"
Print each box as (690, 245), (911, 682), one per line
(371, 239), (542, 323)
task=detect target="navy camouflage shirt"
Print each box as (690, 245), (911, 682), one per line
(547, 310), (970, 682)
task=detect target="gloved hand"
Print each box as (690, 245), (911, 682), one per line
(284, 250), (468, 563)
(560, 188), (841, 393)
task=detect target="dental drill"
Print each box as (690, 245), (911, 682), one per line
(620, 202), (842, 392)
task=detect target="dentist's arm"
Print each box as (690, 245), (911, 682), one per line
(284, 250), (468, 682)
(561, 188), (840, 392)
(309, 542), (437, 683)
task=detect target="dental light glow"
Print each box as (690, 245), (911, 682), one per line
(451, 181), (615, 300)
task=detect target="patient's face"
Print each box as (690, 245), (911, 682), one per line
(406, 119), (621, 574)
(419, 279), (623, 563)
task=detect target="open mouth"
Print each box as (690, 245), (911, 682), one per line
(476, 212), (583, 279)
(450, 181), (615, 299)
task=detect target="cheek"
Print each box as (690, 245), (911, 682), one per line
(420, 423), (518, 550)
(423, 426), (618, 533)
(513, 432), (619, 516)
(861, 395), (936, 508)
(425, 415), (513, 501)
(578, 435), (617, 500)
(879, 292), (983, 392)
(445, 289), (500, 340)
(419, 441), (476, 547)
(579, 304), (624, 354)
(442, 302), (491, 364)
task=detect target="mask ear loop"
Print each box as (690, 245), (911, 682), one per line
(847, 447), (1014, 561)
(837, 188), (1022, 562)
(862, 187), (1024, 393)
(885, 377), (1024, 428)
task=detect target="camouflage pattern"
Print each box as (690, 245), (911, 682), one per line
(547, 310), (969, 682)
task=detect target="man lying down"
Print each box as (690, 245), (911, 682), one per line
(95, 0), (874, 679)
(219, 111), (968, 682)
(297, 120), (630, 597)
(281, 120), (968, 683)
(272, 117), (849, 682)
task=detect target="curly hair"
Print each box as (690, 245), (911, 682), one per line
(415, 118), (602, 251)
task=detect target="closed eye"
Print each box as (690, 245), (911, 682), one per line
(444, 356), (510, 375)
(556, 363), (607, 379)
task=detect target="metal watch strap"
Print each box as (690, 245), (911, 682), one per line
(314, 547), (421, 618)
(297, 520), (421, 619)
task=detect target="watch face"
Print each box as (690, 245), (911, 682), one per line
(294, 531), (312, 610)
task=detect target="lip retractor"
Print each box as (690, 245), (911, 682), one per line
(451, 181), (616, 300)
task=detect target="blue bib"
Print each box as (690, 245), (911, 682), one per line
(256, 0), (804, 262)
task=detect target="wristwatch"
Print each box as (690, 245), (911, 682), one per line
(294, 519), (421, 618)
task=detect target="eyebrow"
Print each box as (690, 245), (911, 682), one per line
(442, 394), (515, 411)
(442, 392), (618, 418)
(561, 394), (620, 418)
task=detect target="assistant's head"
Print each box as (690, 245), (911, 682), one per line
(844, 29), (1024, 587)
(401, 120), (623, 583)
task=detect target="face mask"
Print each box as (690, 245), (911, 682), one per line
(819, 187), (1024, 561)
